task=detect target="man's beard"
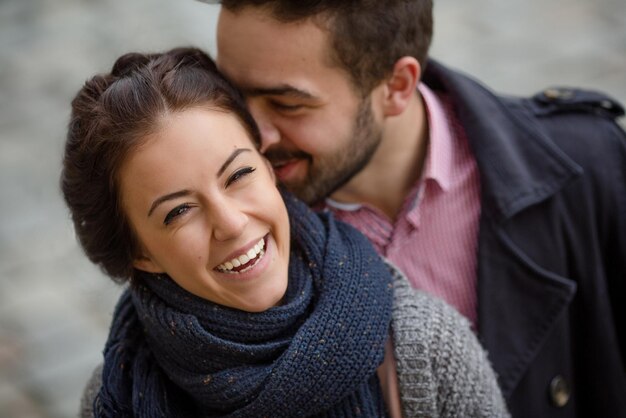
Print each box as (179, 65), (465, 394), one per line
(265, 98), (382, 205)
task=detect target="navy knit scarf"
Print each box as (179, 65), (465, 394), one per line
(95, 193), (393, 417)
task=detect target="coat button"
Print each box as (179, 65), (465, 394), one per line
(549, 375), (571, 407)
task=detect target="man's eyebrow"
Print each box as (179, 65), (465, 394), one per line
(147, 148), (252, 217)
(244, 85), (316, 100)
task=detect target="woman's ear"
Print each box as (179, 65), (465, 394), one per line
(381, 56), (421, 117)
(132, 251), (164, 274)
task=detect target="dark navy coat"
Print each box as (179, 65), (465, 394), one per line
(424, 61), (626, 417)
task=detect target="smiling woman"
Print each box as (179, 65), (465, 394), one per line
(62, 47), (509, 417)
(119, 108), (290, 312)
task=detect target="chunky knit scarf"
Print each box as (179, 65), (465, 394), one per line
(95, 193), (393, 417)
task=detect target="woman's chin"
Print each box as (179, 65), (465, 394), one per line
(240, 286), (288, 313)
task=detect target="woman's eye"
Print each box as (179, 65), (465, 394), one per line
(163, 204), (191, 225)
(226, 166), (256, 187)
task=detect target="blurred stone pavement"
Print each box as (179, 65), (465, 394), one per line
(0, 0), (624, 417)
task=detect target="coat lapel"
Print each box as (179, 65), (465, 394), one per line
(476, 218), (577, 396)
(423, 60), (580, 396)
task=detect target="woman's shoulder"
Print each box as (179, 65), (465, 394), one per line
(385, 260), (510, 417)
(386, 259), (475, 375)
(385, 260), (475, 378)
(385, 260), (470, 332)
(80, 363), (102, 418)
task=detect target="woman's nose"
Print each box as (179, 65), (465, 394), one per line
(211, 199), (249, 242)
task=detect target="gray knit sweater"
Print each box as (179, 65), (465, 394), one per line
(388, 266), (509, 417)
(80, 268), (509, 417)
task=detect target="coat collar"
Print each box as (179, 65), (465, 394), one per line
(422, 60), (583, 223)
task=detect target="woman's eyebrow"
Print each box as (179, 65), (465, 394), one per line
(148, 148), (252, 217)
(148, 190), (191, 217)
(217, 148), (252, 177)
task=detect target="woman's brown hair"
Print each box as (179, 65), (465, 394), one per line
(61, 47), (260, 283)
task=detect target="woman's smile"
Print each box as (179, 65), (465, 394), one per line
(215, 234), (269, 276)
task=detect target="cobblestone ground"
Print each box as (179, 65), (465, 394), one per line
(1, 0), (624, 416)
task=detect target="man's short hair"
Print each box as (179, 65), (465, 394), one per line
(215, 0), (433, 94)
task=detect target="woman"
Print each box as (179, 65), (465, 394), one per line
(63, 47), (509, 417)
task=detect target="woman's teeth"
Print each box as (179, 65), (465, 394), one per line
(217, 238), (265, 273)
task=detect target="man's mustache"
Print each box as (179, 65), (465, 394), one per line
(263, 148), (310, 165)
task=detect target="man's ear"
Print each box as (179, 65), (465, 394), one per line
(381, 56), (421, 117)
(132, 251), (164, 274)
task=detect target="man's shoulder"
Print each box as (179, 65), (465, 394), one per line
(505, 86), (624, 129)
(510, 87), (626, 162)
(425, 60), (625, 129)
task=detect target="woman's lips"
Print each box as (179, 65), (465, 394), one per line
(215, 235), (268, 274)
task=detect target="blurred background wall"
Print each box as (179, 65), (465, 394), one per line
(0, 0), (624, 416)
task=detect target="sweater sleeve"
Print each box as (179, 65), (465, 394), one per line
(79, 363), (102, 418)
(389, 265), (509, 418)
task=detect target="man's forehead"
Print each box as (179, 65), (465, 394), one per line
(216, 6), (329, 52)
(215, 6), (350, 100)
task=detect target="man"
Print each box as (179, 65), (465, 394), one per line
(207, 1), (626, 416)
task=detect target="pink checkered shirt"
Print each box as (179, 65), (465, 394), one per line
(323, 83), (481, 327)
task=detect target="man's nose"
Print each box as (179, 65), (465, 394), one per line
(248, 102), (281, 153)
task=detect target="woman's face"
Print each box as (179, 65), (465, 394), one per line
(119, 107), (290, 312)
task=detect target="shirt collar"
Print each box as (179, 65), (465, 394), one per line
(323, 199), (362, 212)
